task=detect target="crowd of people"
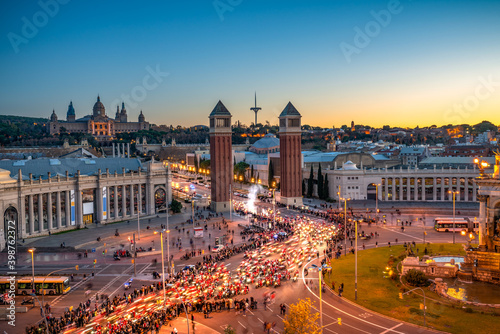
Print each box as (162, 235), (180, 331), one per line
(25, 196), (373, 333)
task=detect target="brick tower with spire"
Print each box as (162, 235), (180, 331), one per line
(279, 102), (303, 207)
(209, 100), (233, 212)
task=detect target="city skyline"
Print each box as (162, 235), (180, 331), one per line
(1, 0), (499, 128)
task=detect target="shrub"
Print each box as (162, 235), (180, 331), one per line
(403, 269), (429, 287)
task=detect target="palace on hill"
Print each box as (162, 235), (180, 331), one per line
(47, 96), (150, 141)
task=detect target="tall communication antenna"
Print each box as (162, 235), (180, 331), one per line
(250, 92), (261, 127)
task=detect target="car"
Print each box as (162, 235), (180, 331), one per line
(212, 245), (225, 253)
(183, 265), (196, 272)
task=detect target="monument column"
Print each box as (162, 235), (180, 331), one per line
(130, 184), (135, 216)
(114, 186), (119, 218)
(432, 177), (437, 201)
(384, 178), (388, 201)
(441, 177), (445, 201)
(29, 195), (34, 235)
(477, 194), (488, 250)
(56, 192), (62, 229)
(392, 177), (396, 201)
(278, 102), (303, 207)
(65, 191), (70, 226)
(47, 192), (52, 231)
(399, 177), (403, 201)
(209, 100), (232, 212)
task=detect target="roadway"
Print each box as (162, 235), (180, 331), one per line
(2, 184), (469, 333)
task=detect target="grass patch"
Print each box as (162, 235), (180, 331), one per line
(324, 243), (500, 334)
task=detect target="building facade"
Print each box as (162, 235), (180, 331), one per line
(0, 159), (170, 250)
(47, 97), (150, 141)
(306, 162), (483, 202)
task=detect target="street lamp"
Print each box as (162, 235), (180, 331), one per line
(474, 158), (490, 178)
(154, 229), (169, 308)
(340, 197), (351, 256)
(28, 248), (35, 294)
(308, 263), (331, 334)
(449, 190), (460, 244)
(400, 288), (427, 327)
(375, 183), (380, 223)
(355, 219), (359, 300)
(137, 191), (141, 240)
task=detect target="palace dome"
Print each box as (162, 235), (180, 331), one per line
(93, 95), (105, 117)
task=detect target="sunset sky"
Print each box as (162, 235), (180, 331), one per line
(1, 0), (499, 128)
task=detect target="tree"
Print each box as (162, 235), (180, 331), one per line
(170, 199), (182, 213)
(250, 164), (254, 180)
(268, 160), (275, 187)
(317, 164), (323, 199)
(302, 179), (306, 196)
(200, 159), (210, 170)
(283, 298), (320, 334)
(307, 165), (314, 198)
(194, 155), (199, 172)
(323, 174), (329, 199)
(403, 269), (429, 287)
(234, 161), (249, 181)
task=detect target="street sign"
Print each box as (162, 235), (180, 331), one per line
(91, 248), (96, 253)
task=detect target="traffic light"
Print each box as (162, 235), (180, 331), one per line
(93, 259), (97, 264)
(75, 265), (79, 271)
(399, 293), (403, 300)
(337, 318), (342, 325)
(102, 250), (105, 255)
(474, 259), (478, 267)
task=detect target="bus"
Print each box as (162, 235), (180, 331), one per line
(433, 217), (470, 232)
(470, 218), (479, 233)
(0, 276), (71, 296)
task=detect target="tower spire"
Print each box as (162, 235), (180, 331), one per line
(250, 91), (261, 127)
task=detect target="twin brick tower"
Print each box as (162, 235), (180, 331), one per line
(209, 100), (303, 212)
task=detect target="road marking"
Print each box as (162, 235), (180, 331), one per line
(380, 226), (424, 241)
(238, 321), (247, 329)
(302, 258), (406, 334)
(379, 323), (403, 333)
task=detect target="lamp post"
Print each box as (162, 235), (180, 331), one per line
(41, 267), (77, 318)
(28, 248), (35, 294)
(355, 219), (359, 300)
(400, 287), (427, 327)
(154, 229), (168, 308)
(375, 183), (380, 222)
(309, 264), (331, 334)
(137, 191), (141, 240)
(449, 190), (459, 244)
(341, 197), (350, 256)
(272, 186), (276, 229)
(30, 293), (49, 333)
(337, 186), (341, 211)
(229, 184), (232, 223)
